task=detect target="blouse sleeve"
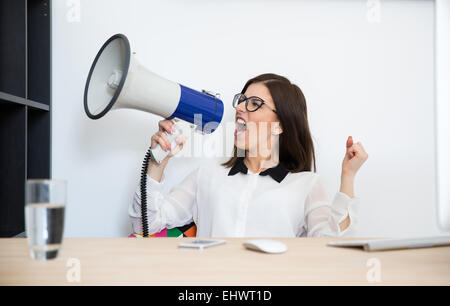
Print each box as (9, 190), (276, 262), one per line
(303, 175), (359, 237)
(128, 167), (199, 235)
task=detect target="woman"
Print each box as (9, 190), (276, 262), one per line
(129, 73), (368, 237)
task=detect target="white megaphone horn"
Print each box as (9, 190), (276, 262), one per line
(84, 34), (224, 163)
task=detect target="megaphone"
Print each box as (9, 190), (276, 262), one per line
(84, 33), (224, 163)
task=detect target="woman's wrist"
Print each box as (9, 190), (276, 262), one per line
(340, 172), (355, 198)
(147, 158), (169, 182)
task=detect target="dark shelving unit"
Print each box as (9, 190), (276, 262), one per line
(0, 0), (51, 237)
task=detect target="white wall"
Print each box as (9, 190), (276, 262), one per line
(52, 0), (446, 237)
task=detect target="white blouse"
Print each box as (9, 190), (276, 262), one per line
(129, 159), (359, 238)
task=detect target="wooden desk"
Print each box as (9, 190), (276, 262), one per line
(0, 238), (449, 285)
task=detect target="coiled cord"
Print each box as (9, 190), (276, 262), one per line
(140, 147), (152, 238)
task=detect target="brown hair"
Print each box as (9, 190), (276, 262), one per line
(222, 73), (316, 173)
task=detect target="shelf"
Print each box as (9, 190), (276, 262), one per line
(0, 91), (49, 111)
(27, 108), (51, 180)
(0, 103), (26, 237)
(0, 0), (26, 98)
(28, 0), (51, 105)
(0, 0), (51, 237)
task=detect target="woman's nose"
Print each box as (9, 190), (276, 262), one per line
(235, 101), (247, 113)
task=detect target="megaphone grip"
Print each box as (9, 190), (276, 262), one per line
(149, 132), (180, 164)
(149, 121), (189, 163)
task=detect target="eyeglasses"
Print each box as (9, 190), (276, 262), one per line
(232, 93), (277, 113)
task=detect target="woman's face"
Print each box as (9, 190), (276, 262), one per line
(234, 82), (281, 157)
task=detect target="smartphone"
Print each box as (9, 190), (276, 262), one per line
(178, 239), (226, 250)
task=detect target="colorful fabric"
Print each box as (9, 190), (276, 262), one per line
(129, 222), (197, 238)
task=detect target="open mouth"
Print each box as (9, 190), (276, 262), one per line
(235, 117), (247, 136)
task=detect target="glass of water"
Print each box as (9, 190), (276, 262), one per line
(25, 180), (67, 260)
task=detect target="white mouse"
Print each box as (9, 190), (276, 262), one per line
(243, 239), (287, 254)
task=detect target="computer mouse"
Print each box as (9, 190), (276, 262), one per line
(242, 239), (287, 254)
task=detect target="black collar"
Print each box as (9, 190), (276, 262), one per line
(227, 158), (289, 183)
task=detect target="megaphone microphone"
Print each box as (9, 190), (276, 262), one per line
(84, 33), (224, 163)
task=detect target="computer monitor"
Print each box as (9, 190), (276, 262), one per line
(435, 0), (450, 231)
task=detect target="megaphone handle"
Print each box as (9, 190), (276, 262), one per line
(148, 135), (177, 164)
(149, 120), (186, 164)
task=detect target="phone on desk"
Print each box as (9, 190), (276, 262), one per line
(178, 239), (226, 250)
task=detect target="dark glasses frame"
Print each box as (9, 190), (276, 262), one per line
(232, 93), (277, 113)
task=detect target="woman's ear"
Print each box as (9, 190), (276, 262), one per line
(271, 122), (283, 135)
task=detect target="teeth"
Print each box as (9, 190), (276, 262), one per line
(237, 118), (246, 126)
(236, 118), (247, 133)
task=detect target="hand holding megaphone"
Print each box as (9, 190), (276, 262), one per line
(150, 119), (187, 164)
